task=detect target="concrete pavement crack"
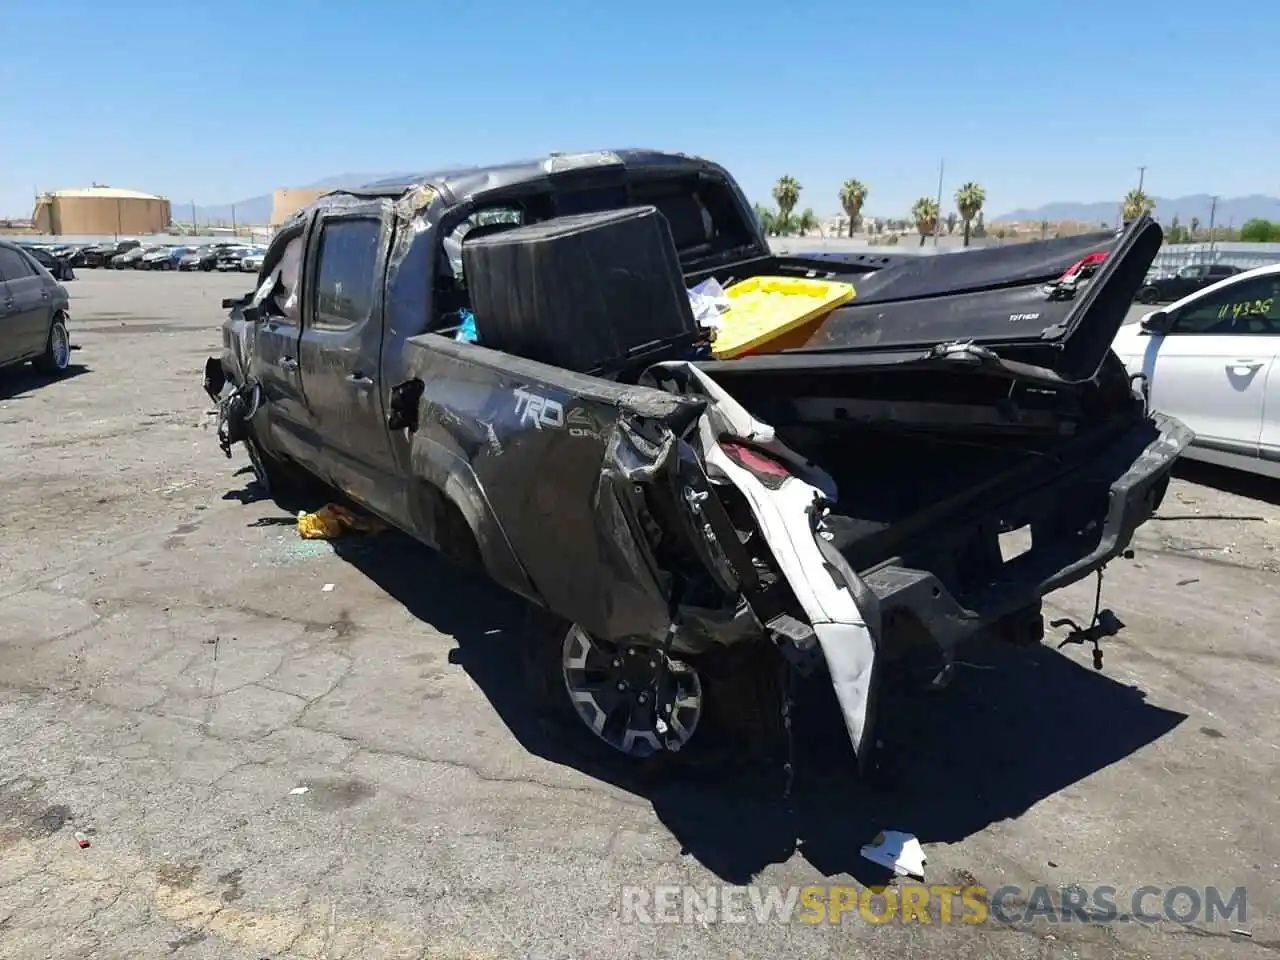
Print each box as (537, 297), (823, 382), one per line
(298, 730), (638, 805)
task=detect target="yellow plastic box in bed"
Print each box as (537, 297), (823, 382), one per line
(710, 276), (855, 359)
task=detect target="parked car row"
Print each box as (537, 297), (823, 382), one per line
(10, 239), (268, 275)
(10, 241), (78, 281)
(89, 241), (266, 272)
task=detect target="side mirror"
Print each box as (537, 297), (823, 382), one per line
(1140, 311), (1172, 335)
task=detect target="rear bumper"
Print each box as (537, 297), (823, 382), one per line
(858, 412), (1191, 654)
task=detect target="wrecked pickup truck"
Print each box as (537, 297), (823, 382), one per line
(203, 149), (1190, 771)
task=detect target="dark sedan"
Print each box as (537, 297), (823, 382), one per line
(111, 245), (160, 269)
(21, 245), (76, 281)
(179, 246), (217, 271)
(139, 246), (189, 271)
(179, 243), (238, 271)
(81, 239), (141, 268)
(214, 247), (250, 271)
(0, 239), (73, 374)
(1135, 262), (1241, 303)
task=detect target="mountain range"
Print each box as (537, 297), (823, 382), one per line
(187, 176), (1280, 229)
(993, 194), (1280, 226)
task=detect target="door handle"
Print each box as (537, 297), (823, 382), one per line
(39, 290), (49, 300)
(346, 373), (374, 388)
(280, 357), (299, 370)
(1227, 359), (1264, 372)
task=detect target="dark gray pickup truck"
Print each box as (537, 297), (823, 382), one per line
(204, 149), (1190, 770)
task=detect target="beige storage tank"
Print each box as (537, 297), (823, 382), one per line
(271, 188), (333, 226)
(32, 187), (171, 236)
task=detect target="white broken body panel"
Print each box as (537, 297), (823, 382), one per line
(663, 362), (879, 762)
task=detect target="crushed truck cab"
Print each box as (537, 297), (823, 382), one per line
(203, 149), (1190, 771)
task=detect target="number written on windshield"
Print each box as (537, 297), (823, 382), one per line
(1216, 298), (1274, 321)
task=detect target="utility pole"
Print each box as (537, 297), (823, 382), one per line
(231, 204), (238, 237)
(933, 159), (944, 247)
(191, 201), (197, 233)
(1207, 195), (1219, 263)
(1137, 165), (1147, 193)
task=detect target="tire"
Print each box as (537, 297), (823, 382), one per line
(1138, 286), (1159, 304)
(33, 316), (71, 375)
(243, 426), (314, 500)
(523, 613), (783, 772)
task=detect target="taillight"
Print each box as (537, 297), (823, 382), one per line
(719, 440), (793, 488)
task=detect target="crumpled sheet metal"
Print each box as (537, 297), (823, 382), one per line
(393, 335), (711, 646)
(651, 361), (881, 765)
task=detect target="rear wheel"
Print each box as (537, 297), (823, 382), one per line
(526, 617), (704, 760)
(33, 316), (71, 375)
(524, 615), (785, 770)
(1138, 286), (1159, 304)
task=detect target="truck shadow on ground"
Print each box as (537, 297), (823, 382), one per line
(0, 363), (91, 402)
(317, 526), (1187, 885)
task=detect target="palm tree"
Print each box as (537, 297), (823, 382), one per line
(955, 181), (986, 247)
(1121, 189), (1155, 222)
(753, 203), (776, 236)
(796, 208), (818, 236)
(838, 179), (868, 237)
(945, 212), (958, 235)
(911, 197), (940, 246)
(773, 176), (802, 224)
(1190, 216), (1201, 238)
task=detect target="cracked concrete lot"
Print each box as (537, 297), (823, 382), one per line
(1, 274), (1278, 959)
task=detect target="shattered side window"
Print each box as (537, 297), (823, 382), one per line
(272, 235), (304, 320)
(311, 219), (381, 330)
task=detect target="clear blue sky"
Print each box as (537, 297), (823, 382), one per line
(3, 0), (1275, 220)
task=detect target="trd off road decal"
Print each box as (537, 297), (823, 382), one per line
(566, 408), (603, 441)
(512, 386), (565, 430)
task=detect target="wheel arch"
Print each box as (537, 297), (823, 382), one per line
(404, 435), (543, 606)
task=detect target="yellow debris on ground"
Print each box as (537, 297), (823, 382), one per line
(296, 503), (388, 540)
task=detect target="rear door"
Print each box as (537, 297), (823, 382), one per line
(297, 203), (399, 513)
(1144, 273), (1280, 461)
(0, 245), (51, 359)
(0, 278), (17, 365)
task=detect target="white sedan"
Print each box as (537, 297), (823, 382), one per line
(1112, 263), (1280, 478)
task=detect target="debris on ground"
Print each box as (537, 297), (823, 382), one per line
(321, 583), (335, 593)
(74, 832), (91, 849)
(860, 830), (926, 880)
(288, 786), (309, 796)
(297, 503), (389, 540)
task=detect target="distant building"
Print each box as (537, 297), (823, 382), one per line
(271, 188), (333, 226)
(31, 186), (171, 236)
